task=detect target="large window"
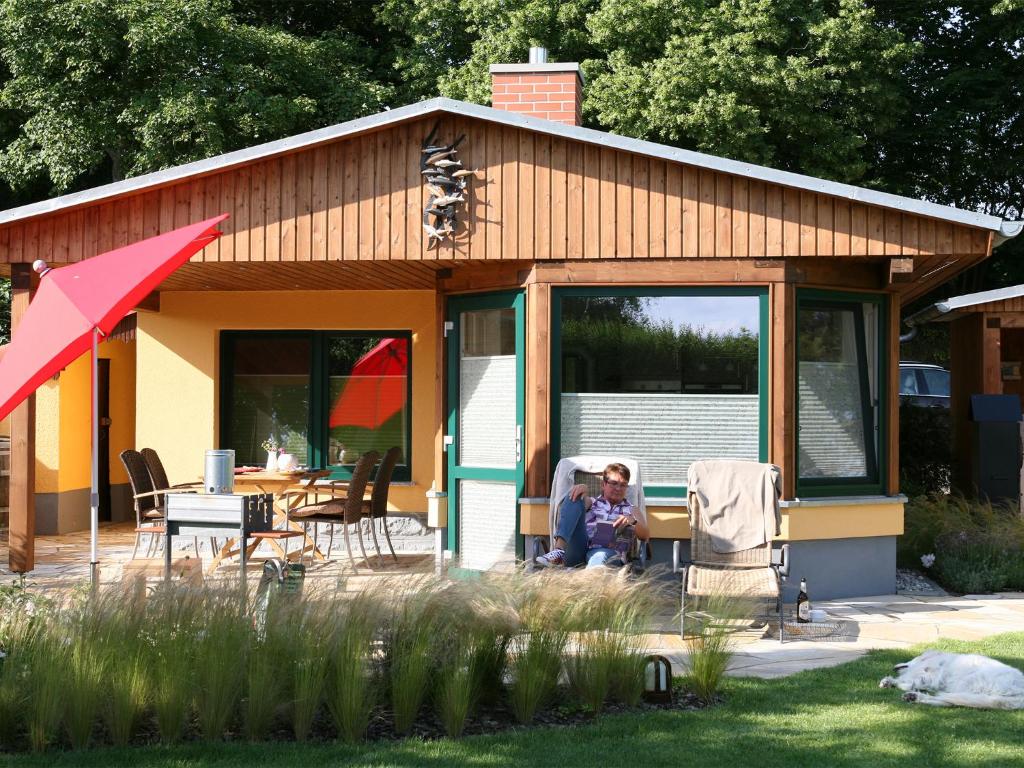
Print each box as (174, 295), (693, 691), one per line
(221, 331), (411, 480)
(797, 292), (885, 493)
(554, 289), (767, 495)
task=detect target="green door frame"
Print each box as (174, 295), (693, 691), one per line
(445, 291), (526, 562)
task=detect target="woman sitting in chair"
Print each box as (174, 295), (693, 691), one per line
(536, 462), (650, 568)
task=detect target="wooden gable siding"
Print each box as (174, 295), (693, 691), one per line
(967, 296), (1024, 314)
(0, 117), (991, 266)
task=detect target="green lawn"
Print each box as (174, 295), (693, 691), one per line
(4, 633), (1023, 768)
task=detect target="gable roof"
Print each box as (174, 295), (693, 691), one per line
(0, 97), (1019, 244)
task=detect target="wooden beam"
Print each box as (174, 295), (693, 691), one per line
(434, 290), (446, 491)
(887, 292), (900, 495)
(982, 313), (1002, 394)
(888, 257), (915, 284)
(8, 264), (36, 573)
(133, 291), (160, 312)
(770, 281), (796, 499)
(530, 258), (787, 285)
(524, 282), (551, 497)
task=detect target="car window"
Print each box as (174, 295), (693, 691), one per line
(900, 368), (919, 395)
(921, 368), (950, 397)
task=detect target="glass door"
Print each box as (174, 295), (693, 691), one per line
(446, 292), (525, 570)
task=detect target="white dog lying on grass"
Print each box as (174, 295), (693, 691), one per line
(879, 650), (1024, 710)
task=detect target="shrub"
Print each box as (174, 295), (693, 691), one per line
(289, 603), (332, 742)
(192, 590), (249, 741)
(899, 404), (951, 497)
(900, 493), (1024, 592)
(147, 586), (203, 743)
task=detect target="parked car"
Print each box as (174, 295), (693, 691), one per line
(899, 362), (950, 408)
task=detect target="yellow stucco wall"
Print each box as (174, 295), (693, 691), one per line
(33, 339), (137, 494)
(520, 501), (904, 541)
(136, 291), (437, 512)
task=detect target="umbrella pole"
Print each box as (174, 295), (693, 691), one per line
(90, 327), (100, 590)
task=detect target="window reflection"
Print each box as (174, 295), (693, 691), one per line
(559, 294), (761, 488)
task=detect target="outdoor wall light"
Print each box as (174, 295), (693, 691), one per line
(643, 654), (673, 704)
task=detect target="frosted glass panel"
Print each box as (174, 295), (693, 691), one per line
(459, 355), (516, 468)
(459, 480), (517, 570)
(561, 393), (759, 486)
(798, 362), (867, 477)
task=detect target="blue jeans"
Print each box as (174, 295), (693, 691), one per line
(555, 498), (618, 569)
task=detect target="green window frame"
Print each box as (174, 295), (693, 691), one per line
(220, 330), (413, 481)
(551, 287), (769, 497)
(795, 289), (888, 497)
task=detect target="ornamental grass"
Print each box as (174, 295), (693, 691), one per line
(0, 567), (674, 753)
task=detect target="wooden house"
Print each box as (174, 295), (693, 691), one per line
(2, 52), (1019, 597)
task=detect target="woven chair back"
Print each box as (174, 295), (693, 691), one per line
(343, 450), (380, 523)
(140, 448), (170, 506)
(688, 492), (771, 569)
(368, 446), (401, 519)
(120, 449), (158, 520)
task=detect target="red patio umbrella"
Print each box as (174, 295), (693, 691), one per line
(0, 214), (227, 580)
(328, 337), (408, 430)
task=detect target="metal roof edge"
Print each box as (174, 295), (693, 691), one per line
(905, 283), (1024, 325)
(446, 100), (1006, 232)
(0, 95), (1014, 236)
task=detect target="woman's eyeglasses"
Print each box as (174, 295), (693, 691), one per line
(603, 478), (628, 489)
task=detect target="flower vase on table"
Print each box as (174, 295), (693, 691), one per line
(265, 449), (278, 472)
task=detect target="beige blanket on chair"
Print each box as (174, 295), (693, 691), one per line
(687, 460), (781, 554)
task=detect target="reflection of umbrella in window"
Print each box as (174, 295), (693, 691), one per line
(329, 338), (408, 429)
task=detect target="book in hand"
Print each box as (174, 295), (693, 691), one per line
(591, 521), (617, 548)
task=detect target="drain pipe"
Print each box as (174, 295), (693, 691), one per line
(899, 323), (918, 343)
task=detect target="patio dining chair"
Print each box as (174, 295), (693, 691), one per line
(364, 446), (402, 565)
(289, 450), (379, 571)
(140, 447), (215, 554)
(120, 448), (199, 559)
(676, 459), (790, 643)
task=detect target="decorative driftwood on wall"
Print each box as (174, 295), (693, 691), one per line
(420, 121), (474, 248)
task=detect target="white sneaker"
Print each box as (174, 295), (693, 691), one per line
(535, 548), (565, 567)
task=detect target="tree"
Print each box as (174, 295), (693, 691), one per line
(869, 1), (1024, 302)
(0, 0), (395, 194)
(384, 0), (916, 185)
(585, 0), (916, 184)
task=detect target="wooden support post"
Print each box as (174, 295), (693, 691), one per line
(769, 280), (796, 499)
(887, 292), (901, 495)
(8, 264), (37, 573)
(524, 282), (551, 497)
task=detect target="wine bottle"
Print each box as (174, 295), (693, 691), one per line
(797, 578), (811, 623)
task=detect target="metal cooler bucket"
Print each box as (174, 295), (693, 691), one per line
(204, 449), (235, 494)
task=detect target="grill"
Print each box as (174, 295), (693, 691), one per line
(164, 492), (275, 593)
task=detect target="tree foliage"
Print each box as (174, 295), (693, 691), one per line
(0, 0), (393, 192)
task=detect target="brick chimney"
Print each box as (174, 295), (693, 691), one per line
(489, 47), (583, 126)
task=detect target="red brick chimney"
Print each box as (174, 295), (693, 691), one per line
(489, 47), (583, 126)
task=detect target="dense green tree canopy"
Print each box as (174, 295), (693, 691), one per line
(0, 0), (394, 192)
(0, 0), (1021, 345)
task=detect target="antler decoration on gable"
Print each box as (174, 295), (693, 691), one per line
(421, 121), (472, 248)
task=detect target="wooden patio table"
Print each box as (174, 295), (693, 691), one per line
(206, 469), (332, 571)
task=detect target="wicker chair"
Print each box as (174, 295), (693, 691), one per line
(363, 446), (402, 565)
(290, 450), (379, 571)
(679, 460), (789, 643)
